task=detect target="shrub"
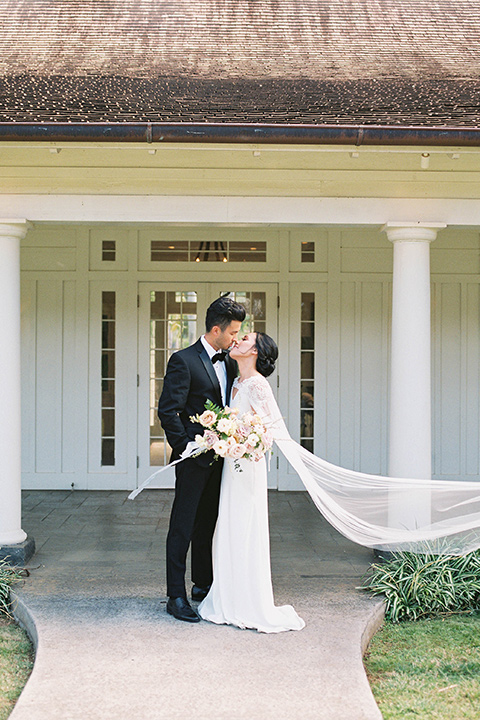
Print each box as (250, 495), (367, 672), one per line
(0, 559), (22, 618)
(360, 549), (480, 622)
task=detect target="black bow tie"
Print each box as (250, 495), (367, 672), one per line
(211, 351), (227, 364)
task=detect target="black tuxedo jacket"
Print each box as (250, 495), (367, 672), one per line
(158, 338), (238, 465)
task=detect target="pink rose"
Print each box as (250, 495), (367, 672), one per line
(228, 443), (247, 459)
(204, 430), (219, 448)
(198, 410), (216, 427)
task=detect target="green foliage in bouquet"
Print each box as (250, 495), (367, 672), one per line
(0, 559), (22, 618)
(360, 549), (480, 622)
(204, 399), (226, 419)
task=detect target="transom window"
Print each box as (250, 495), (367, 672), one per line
(151, 239), (266, 263)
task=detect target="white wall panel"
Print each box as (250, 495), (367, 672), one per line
(465, 284), (480, 476)
(359, 282), (389, 474)
(336, 281), (389, 474)
(20, 278), (36, 475)
(62, 281), (77, 474)
(338, 282), (356, 469)
(34, 279), (62, 473)
(432, 281), (480, 480)
(21, 247), (76, 271)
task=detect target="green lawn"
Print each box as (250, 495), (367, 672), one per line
(0, 618), (33, 720)
(365, 614), (480, 719)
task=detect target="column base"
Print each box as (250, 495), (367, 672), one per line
(0, 535), (35, 566)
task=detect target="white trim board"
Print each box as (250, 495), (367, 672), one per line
(3, 196), (480, 225)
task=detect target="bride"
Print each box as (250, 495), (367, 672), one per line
(198, 332), (305, 633)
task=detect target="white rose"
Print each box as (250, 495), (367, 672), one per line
(217, 418), (235, 435)
(213, 439), (229, 457)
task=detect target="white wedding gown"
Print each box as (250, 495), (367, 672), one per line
(198, 375), (305, 633)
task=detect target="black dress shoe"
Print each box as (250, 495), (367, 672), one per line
(192, 585), (211, 602)
(166, 596), (200, 623)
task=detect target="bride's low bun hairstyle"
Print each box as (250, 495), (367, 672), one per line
(254, 333), (278, 378)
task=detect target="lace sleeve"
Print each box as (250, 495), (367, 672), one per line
(247, 377), (290, 441)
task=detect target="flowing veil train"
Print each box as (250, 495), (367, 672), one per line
(248, 381), (480, 556)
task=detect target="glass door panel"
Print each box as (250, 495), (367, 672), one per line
(138, 283), (207, 488)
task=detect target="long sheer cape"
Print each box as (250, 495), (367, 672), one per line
(246, 376), (480, 556)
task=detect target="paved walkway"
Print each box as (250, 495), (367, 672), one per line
(11, 490), (384, 720)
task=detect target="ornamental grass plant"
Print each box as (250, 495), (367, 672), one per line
(360, 549), (480, 622)
(0, 560), (22, 619)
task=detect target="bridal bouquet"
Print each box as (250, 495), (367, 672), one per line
(190, 399), (273, 466)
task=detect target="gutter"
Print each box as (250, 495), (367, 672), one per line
(0, 122), (480, 146)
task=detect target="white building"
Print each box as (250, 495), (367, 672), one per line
(1, 0), (480, 561)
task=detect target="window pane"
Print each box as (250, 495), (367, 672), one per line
(301, 438), (314, 452)
(102, 240), (116, 262)
(301, 352), (314, 378)
(301, 410), (314, 439)
(301, 253), (315, 263)
(102, 408), (115, 437)
(301, 293), (315, 321)
(102, 320), (115, 349)
(102, 292), (116, 319)
(150, 414), (163, 436)
(301, 382), (315, 407)
(150, 291), (165, 320)
(151, 240), (188, 262)
(251, 292), (266, 320)
(153, 350), (165, 378)
(152, 320), (165, 349)
(102, 380), (115, 407)
(101, 439), (115, 466)
(301, 324), (314, 350)
(101, 351), (115, 379)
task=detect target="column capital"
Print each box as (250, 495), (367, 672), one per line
(0, 219), (31, 240)
(382, 222), (446, 244)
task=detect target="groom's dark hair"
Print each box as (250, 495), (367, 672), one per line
(205, 296), (246, 332)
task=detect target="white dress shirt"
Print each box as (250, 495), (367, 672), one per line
(201, 335), (227, 405)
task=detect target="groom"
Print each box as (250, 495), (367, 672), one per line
(158, 296), (245, 622)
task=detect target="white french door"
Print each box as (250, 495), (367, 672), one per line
(137, 282), (278, 489)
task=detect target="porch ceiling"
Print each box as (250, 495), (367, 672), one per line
(1, 142), (480, 199)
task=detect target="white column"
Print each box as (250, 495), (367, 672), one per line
(384, 222), (445, 530)
(0, 220), (30, 545)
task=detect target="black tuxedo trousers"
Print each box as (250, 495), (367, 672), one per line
(158, 338), (238, 598)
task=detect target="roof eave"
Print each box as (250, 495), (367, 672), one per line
(0, 122), (479, 146)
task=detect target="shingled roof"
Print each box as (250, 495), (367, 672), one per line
(0, 0), (479, 127)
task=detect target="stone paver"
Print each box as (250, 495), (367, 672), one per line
(11, 490), (383, 720)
